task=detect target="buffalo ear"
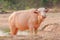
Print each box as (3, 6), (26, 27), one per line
(45, 8), (49, 13)
(34, 10), (39, 14)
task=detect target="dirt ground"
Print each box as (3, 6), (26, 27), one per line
(0, 12), (60, 40)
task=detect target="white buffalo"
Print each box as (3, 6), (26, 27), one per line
(8, 8), (49, 35)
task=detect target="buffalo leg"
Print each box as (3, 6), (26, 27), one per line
(29, 26), (34, 36)
(34, 28), (38, 34)
(10, 25), (18, 36)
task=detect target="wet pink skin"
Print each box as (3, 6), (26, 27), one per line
(8, 8), (48, 35)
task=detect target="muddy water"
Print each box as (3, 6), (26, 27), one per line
(0, 30), (9, 36)
(0, 30), (29, 36)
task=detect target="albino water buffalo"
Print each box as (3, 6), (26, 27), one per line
(8, 8), (49, 35)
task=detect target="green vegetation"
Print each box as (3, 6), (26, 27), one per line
(4, 28), (10, 33)
(0, 0), (60, 11)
